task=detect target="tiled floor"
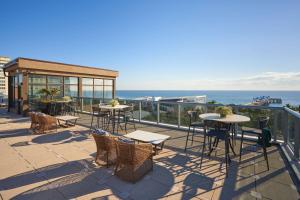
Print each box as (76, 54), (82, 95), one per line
(0, 110), (299, 200)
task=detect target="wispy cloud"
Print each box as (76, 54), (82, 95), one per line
(118, 72), (300, 90)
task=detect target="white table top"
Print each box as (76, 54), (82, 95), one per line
(199, 113), (250, 123)
(124, 130), (170, 145)
(55, 115), (79, 121)
(98, 104), (129, 110)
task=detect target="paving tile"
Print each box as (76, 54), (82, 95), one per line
(256, 179), (300, 200)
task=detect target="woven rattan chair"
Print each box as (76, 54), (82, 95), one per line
(92, 134), (118, 167)
(37, 114), (58, 134)
(114, 141), (153, 183)
(28, 112), (40, 133)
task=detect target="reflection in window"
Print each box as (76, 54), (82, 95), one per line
(29, 85), (45, 97)
(104, 79), (113, 85)
(82, 78), (93, 85)
(64, 85), (78, 97)
(64, 77), (78, 84)
(29, 75), (46, 84)
(83, 85), (93, 98)
(47, 76), (63, 84)
(94, 86), (103, 98)
(94, 79), (103, 85)
(104, 85), (113, 100)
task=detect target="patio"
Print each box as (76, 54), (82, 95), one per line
(0, 109), (299, 200)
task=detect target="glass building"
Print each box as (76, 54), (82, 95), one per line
(3, 58), (118, 115)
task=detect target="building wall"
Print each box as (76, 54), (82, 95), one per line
(0, 56), (10, 96)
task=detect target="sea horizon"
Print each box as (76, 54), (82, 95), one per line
(116, 90), (300, 106)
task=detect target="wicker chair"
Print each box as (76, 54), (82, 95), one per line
(28, 112), (40, 133)
(92, 134), (118, 167)
(37, 114), (58, 134)
(115, 141), (153, 183)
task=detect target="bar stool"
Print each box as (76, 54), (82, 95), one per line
(184, 111), (205, 152)
(117, 104), (136, 133)
(90, 106), (110, 130)
(239, 117), (270, 170)
(200, 121), (234, 177)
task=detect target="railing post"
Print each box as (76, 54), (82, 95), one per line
(294, 119), (300, 159)
(139, 101), (141, 122)
(272, 110), (278, 142)
(90, 98), (92, 113)
(80, 98), (83, 112)
(282, 109), (289, 144)
(157, 102), (160, 124)
(178, 104), (181, 128)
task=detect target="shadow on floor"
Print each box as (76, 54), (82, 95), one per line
(1, 158), (173, 200)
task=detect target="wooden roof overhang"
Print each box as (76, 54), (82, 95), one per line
(4, 58), (119, 79)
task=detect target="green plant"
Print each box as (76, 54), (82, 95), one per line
(37, 88), (50, 99)
(215, 106), (233, 117)
(49, 88), (60, 100)
(110, 99), (119, 107)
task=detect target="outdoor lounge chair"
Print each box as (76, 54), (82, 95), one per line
(37, 114), (58, 134)
(115, 141), (153, 183)
(28, 112), (40, 133)
(92, 133), (118, 167)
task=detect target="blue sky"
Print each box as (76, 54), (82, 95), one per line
(1, 0), (300, 90)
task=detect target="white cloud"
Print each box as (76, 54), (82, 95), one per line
(117, 72), (300, 90)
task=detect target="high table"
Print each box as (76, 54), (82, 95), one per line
(199, 113), (250, 158)
(98, 104), (129, 133)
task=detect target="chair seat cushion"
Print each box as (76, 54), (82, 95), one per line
(118, 136), (134, 144)
(241, 127), (262, 134)
(93, 129), (110, 136)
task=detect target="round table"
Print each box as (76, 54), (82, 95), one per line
(199, 113), (250, 161)
(199, 113), (250, 124)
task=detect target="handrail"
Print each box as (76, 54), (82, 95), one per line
(284, 107), (300, 119)
(75, 97), (283, 110)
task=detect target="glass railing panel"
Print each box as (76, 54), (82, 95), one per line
(92, 98), (101, 107)
(159, 103), (178, 125)
(235, 107), (283, 140)
(180, 103), (207, 127)
(287, 113), (296, 151)
(120, 99), (140, 120)
(140, 100), (157, 122)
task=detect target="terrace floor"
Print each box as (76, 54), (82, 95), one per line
(0, 110), (299, 200)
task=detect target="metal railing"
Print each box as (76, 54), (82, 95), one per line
(74, 97), (300, 160)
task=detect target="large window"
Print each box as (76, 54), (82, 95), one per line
(28, 75), (114, 101)
(82, 77), (113, 101)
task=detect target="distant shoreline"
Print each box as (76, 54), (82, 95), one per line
(116, 90), (300, 106)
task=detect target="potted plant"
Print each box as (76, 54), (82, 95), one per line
(215, 106), (233, 118)
(49, 88), (60, 100)
(110, 99), (119, 107)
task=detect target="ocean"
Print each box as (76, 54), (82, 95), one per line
(116, 90), (300, 106)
